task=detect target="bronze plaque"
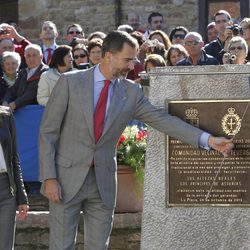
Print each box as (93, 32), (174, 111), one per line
(167, 100), (250, 207)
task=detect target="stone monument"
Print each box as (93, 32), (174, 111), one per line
(141, 65), (250, 250)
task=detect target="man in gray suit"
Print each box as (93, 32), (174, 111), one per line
(39, 31), (233, 250)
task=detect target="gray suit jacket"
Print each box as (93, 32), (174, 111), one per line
(39, 66), (203, 209)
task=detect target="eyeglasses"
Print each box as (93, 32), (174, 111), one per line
(215, 19), (228, 24)
(173, 34), (185, 39)
(229, 46), (244, 51)
(68, 31), (82, 35)
(74, 54), (86, 59)
(184, 41), (200, 46)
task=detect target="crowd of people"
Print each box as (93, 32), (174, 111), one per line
(0, 8), (241, 250)
(0, 10), (248, 111)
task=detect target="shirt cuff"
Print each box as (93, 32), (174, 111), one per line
(199, 132), (211, 150)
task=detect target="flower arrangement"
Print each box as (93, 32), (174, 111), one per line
(117, 125), (147, 184)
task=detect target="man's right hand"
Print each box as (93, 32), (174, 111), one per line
(44, 179), (62, 203)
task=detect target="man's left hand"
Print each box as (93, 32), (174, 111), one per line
(208, 136), (234, 157)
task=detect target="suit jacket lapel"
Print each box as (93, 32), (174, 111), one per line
(101, 79), (127, 138)
(76, 68), (95, 141)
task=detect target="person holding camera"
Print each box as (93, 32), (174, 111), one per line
(205, 10), (233, 63)
(222, 36), (248, 65)
(37, 45), (73, 106)
(0, 23), (31, 64)
(72, 44), (90, 70)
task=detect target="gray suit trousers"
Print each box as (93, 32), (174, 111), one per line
(49, 167), (114, 250)
(0, 173), (17, 250)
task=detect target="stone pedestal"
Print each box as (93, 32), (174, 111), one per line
(141, 65), (250, 250)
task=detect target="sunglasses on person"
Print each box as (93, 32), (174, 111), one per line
(173, 34), (185, 39)
(229, 46), (244, 51)
(74, 54), (87, 59)
(68, 31), (82, 35)
(184, 40), (200, 46)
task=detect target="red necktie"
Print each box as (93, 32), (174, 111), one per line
(46, 48), (53, 65)
(94, 80), (111, 144)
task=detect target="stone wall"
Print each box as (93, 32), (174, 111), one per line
(18, 0), (198, 43)
(16, 212), (142, 250)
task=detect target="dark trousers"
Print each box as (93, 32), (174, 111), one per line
(0, 173), (16, 250)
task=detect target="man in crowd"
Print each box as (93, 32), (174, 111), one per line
(39, 30), (233, 250)
(66, 23), (85, 44)
(177, 32), (219, 66)
(40, 21), (59, 65)
(2, 44), (48, 110)
(206, 21), (218, 43)
(204, 10), (233, 62)
(144, 12), (164, 39)
(126, 12), (142, 32)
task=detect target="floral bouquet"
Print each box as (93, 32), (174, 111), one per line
(117, 125), (147, 183)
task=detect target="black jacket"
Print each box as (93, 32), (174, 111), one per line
(177, 50), (219, 66)
(3, 63), (48, 109)
(0, 107), (28, 205)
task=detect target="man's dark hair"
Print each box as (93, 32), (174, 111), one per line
(101, 31), (138, 57)
(169, 26), (189, 42)
(214, 10), (231, 21)
(148, 12), (163, 24)
(66, 23), (84, 35)
(49, 45), (72, 68)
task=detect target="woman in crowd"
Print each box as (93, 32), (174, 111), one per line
(149, 30), (172, 51)
(169, 26), (189, 45)
(87, 38), (103, 66)
(72, 44), (90, 70)
(0, 106), (28, 250)
(222, 36), (248, 65)
(37, 45), (73, 106)
(166, 44), (189, 66)
(0, 51), (21, 103)
(240, 18), (250, 61)
(138, 30), (170, 63)
(88, 31), (106, 41)
(144, 53), (166, 73)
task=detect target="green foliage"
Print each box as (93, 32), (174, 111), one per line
(117, 126), (147, 183)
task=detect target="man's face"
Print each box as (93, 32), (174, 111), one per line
(127, 13), (140, 30)
(184, 35), (204, 57)
(241, 21), (250, 40)
(0, 39), (14, 55)
(108, 43), (136, 79)
(207, 26), (218, 42)
(25, 48), (43, 69)
(40, 23), (58, 41)
(67, 26), (84, 43)
(150, 16), (163, 31)
(215, 14), (231, 35)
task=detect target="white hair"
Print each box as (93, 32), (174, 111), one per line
(1, 51), (21, 67)
(185, 32), (203, 42)
(24, 44), (42, 55)
(228, 36), (248, 55)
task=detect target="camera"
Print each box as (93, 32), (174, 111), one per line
(0, 28), (8, 35)
(226, 24), (243, 36)
(77, 63), (90, 70)
(222, 52), (237, 64)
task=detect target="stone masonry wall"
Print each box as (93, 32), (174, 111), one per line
(18, 0), (198, 43)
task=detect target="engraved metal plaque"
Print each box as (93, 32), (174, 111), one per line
(167, 100), (250, 207)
